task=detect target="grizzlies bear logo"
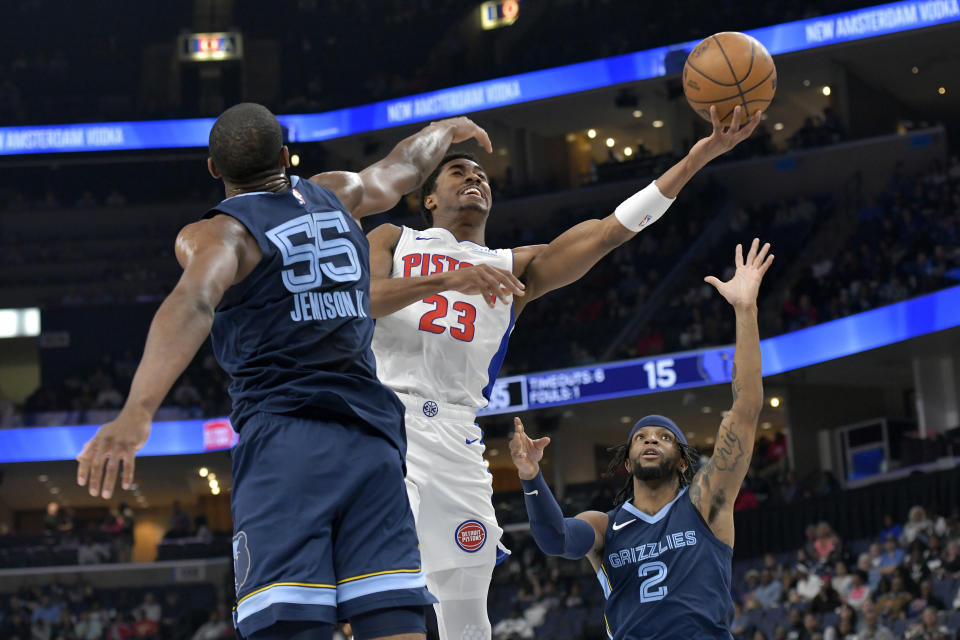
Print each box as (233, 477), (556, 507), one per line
(233, 531), (251, 592)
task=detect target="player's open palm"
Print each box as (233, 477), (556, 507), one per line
(705, 238), (774, 309)
(510, 417), (551, 480)
(76, 413), (151, 499)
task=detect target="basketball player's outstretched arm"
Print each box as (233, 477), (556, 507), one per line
(510, 417), (609, 571)
(688, 238), (773, 547)
(310, 116), (493, 219)
(76, 216), (255, 499)
(514, 105), (760, 313)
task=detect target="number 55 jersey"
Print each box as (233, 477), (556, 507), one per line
(371, 225), (515, 577)
(598, 488), (734, 640)
(205, 175), (404, 447)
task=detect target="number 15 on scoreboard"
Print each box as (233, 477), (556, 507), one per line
(642, 358), (677, 390)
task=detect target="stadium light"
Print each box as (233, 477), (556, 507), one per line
(0, 308), (40, 338)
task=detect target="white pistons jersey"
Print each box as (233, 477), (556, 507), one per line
(372, 226), (516, 410)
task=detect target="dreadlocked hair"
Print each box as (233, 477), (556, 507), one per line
(603, 440), (701, 507)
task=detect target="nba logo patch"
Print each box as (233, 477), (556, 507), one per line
(455, 520), (486, 553)
(233, 531), (251, 592)
(638, 214), (653, 228)
(422, 401), (439, 417)
(292, 189), (305, 205)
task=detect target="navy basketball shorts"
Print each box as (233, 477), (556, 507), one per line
(230, 413), (436, 637)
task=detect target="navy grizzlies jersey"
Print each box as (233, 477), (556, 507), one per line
(597, 489), (734, 640)
(204, 176), (404, 451)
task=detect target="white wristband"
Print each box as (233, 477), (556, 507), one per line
(614, 181), (675, 232)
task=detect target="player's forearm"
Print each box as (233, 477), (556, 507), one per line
(522, 216), (633, 299)
(378, 121), (461, 194)
(730, 304), (763, 417)
(654, 152), (710, 199)
(121, 289), (216, 420)
(521, 472), (595, 560)
(369, 272), (452, 318)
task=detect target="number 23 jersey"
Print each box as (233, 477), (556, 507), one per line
(371, 226), (515, 410)
(598, 488), (734, 640)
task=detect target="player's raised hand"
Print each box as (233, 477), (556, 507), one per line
(689, 105), (762, 164)
(704, 238), (774, 310)
(445, 263), (525, 307)
(510, 417), (551, 480)
(76, 412), (151, 499)
(434, 116), (493, 154)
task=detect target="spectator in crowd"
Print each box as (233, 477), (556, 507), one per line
(136, 592), (161, 623)
(75, 610), (104, 640)
(878, 514), (903, 542)
(161, 591), (186, 638)
(908, 579), (945, 617)
(31, 595), (62, 625)
(877, 536), (905, 575)
(855, 608), (895, 640)
(902, 506), (934, 545)
(106, 612), (134, 640)
(940, 539), (960, 575)
(833, 561), (854, 597)
(846, 570), (872, 610)
(492, 606), (534, 640)
(813, 522), (840, 567)
(754, 569), (783, 608)
(876, 575), (913, 620)
(809, 577), (842, 614)
(190, 605), (230, 640)
(732, 600), (752, 639)
(906, 543), (932, 585)
(904, 606), (949, 639)
(823, 617), (856, 640)
(792, 564), (823, 602)
(132, 608), (159, 638)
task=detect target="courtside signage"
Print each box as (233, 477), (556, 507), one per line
(1, 0), (956, 155)
(478, 284), (960, 415)
(1, 285), (957, 461)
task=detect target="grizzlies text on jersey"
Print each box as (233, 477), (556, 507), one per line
(597, 489), (734, 640)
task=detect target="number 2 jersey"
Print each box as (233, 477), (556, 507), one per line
(371, 226), (515, 409)
(203, 176), (405, 451)
(597, 488), (734, 640)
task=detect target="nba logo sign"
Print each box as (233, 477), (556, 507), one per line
(292, 189), (305, 205)
(455, 520), (486, 552)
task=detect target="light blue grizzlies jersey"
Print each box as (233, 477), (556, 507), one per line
(596, 488), (734, 640)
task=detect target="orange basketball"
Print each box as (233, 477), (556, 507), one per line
(682, 32), (777, 126)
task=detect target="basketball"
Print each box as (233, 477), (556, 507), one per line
(683, 32), (777, 126)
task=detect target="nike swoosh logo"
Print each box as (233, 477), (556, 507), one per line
(612, 519), (637, 531)
(465, 437), (480, 445)
(416, 236), (437, 240)
(524, 490), (539, 496)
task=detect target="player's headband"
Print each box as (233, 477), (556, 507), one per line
(628, 415), (687, 445)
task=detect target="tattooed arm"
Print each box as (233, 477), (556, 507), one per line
(688, 239), (773, 547)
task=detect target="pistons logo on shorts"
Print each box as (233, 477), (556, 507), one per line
(422, 401), (439, 417)
(455, 520), (486, 553)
